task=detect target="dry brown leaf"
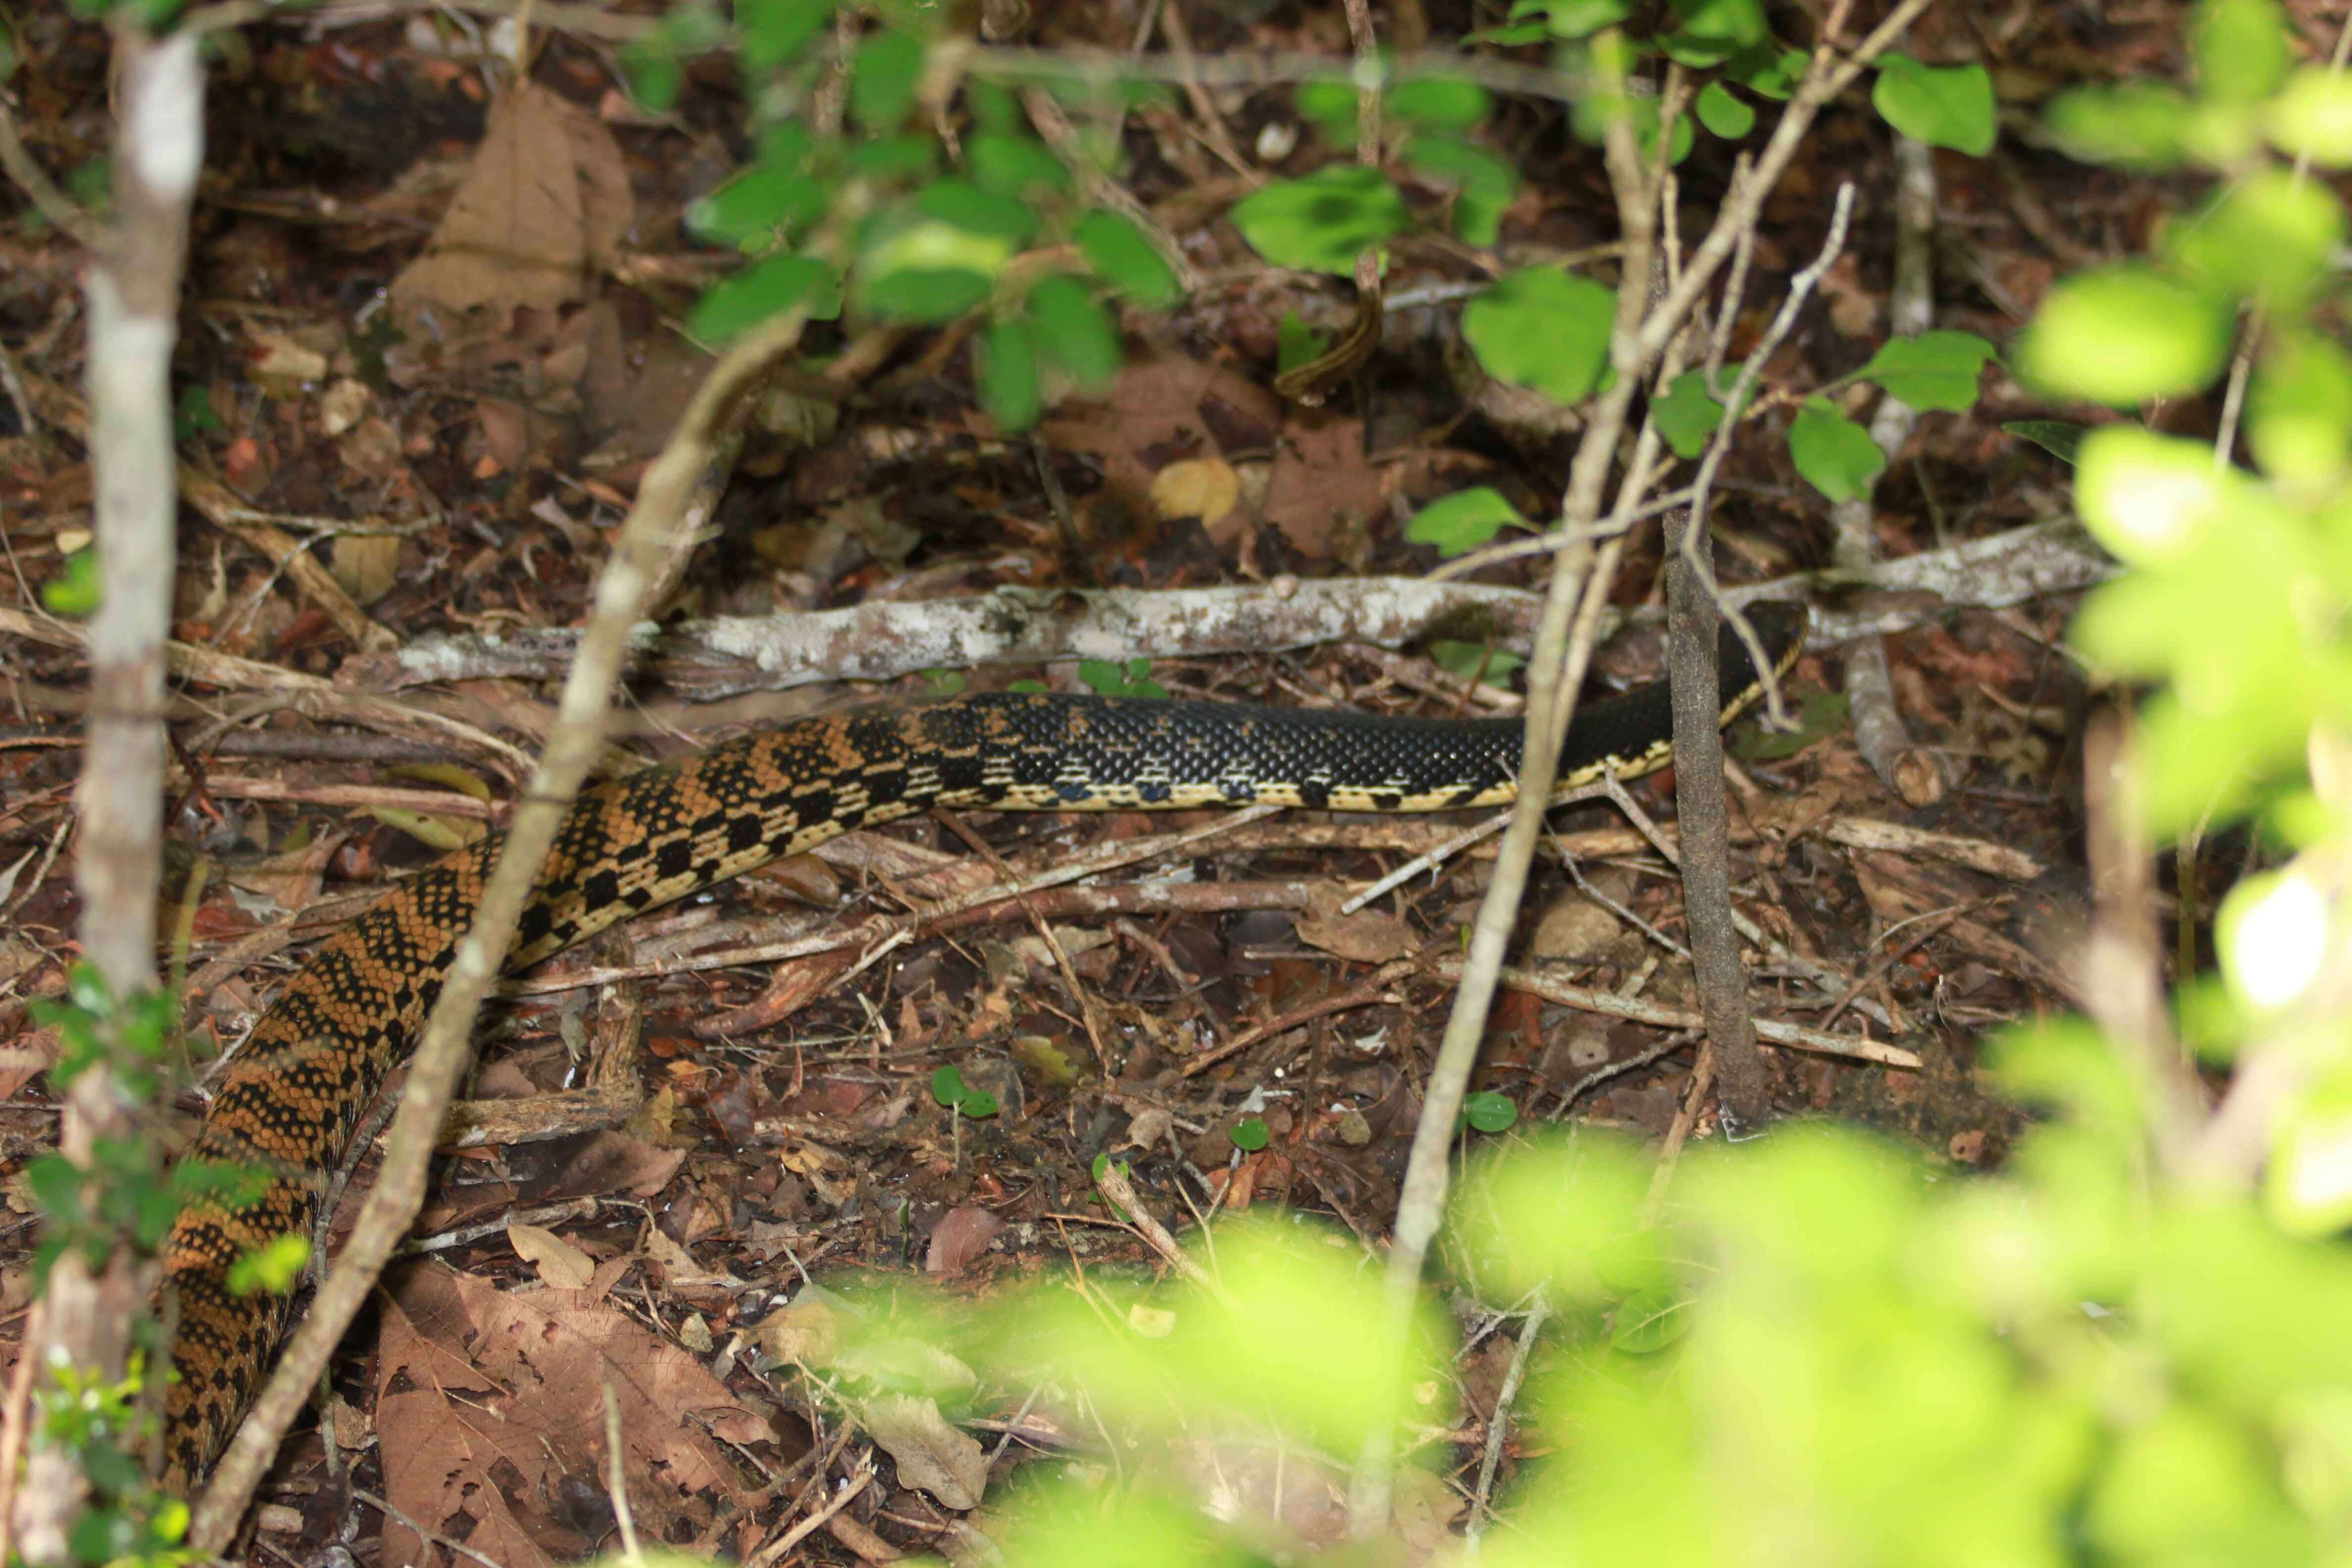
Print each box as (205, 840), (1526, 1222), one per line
(1261, 416), (1388, 558)
(1149, 456), (1241, 525)
(642, 1222), (741, 1289)
(858, 1393), (988, 1510)
(390, 83), (631, 332)
(1295, 887), (1414, 964)
(508, 1222), (595, 1289)
(1038, 350), (1281, 544)
(555, 1128), (686, 1197)
(923, 1205), (1005, 1277)
(378, 1264), (774, 1568)
(329, 534), (400, 605)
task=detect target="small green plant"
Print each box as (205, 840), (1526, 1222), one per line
(35, 1360), (196, 1568)
(1076, 658), (1168, 700)
(27, 967), (267, 1281)
(930, 1064), (1000, 1121)
(1458, 1091), (1519, 1134)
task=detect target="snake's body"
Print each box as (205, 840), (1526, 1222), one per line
(159, 605), (1804, 1489)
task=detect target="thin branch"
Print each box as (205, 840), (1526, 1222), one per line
(188, 302), (822, 1550)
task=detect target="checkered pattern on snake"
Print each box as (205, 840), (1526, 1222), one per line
(159, 605), (1804, 1491)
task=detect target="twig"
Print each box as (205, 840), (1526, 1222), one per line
(18, 26), (200, 1566)
(1462, 1300), (1548, 1543)
(0, 98), (104, 250)
(188, 300), (824, 1549)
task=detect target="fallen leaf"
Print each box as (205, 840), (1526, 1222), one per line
(1150, 456), (1241, 525)
(858, 1393), (987, 1510)
(924, 1206), (1004, 1277)
(1295, 887), (1414, 964)
(509, 1223), (595, 1289)
(390, 82), (631, 332)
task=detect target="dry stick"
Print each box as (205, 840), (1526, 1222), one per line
(2076, 716), (2204, 1184)
(0, 98), (104, 250)
(1831, 132), (1945, 805)
(14, 26), (200, 1568)
(187, 304), (820, 1550)
(1421, 961), (1918, 1071)
(1463, 1300), (1548, 1545)
(1664, 543), (1770, 1128)
(359, 522), (2115, 695)
(0, 604), (536, 775)
(1347, 6), (1936, 1531)
(1663, 191), (1857, 1130)
(1345, 49), (1664, 1538)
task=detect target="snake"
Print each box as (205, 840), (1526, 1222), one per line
(157, 601), (1806, 1492)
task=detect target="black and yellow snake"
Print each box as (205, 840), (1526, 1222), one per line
(159, 602), (1806, 1490)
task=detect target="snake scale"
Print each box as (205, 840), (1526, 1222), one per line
(158, 602), (1806, 1491)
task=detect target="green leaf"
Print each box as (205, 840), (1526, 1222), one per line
(1520, 0), (1633, 38)
(968, 132), (1069, 196)
(2162, 168), (2346, 309)
(1572, 88), (1696, 165)
(2250, 333), (2352, 491)
(848, 135), (939, 180)
(2044, 83), (2191, 169)
(1230, 1117), (1271, 1151)
(1609, 1283), (1691, 1353)
(860, 263), (993, 321)
(2084, 1403), (2305, 1562)
(1857, 330), (1997, 412)
(1727, 42), (1807, 100)
(957, 1090), (1000, 1120)
(1229, 165), (1410, 275)
(1461, 267), (1615, 404)
(41, 549), (100, 617)
(1464, 20), (1554, 46)
(1653, 362), (1752, 457)
(1028, 275), (1121, 388)
(1406, 487), (1527, 555)
(917, 178), (1038, 244)
(969, 78), (1020, 133)
(1402, 135), (1518, 248)
(227, 1233), (311, 1297)
(25, 1154), (83, 1225)
(1872, 55), (1996, 156)
(852, 30), (927, 130)
(1731, 687), (1845, 761)
(1788, 400), (1887, 503)
(1276, 310), (1326, 377)
(1695, 82), (1756, 139)
(689, 254), (841, 342)
(1078, 658), (1167, 698)
(2193, 0), (2289, 106)
(1389, 75), (1490, 132)
(2071, 425), (2241, 568)
(175, 384), (220, 440)
(2013, 265), (2233, 406)
(1076, 211), (1181, 307)
(931, 1065), (970, 1107)
(740, 0), (835, 69)
(1295, 77), (1360, 138)
(2267, 66), (2352, 166)
(687, 163), (829, 246)
(1665, 0), (1766, 52)
(1429, 641), (1525, 687)
(620, 42), (682, 113)
(980, 318), (1042, 432)
(922, 668), (968, 695)
(1462, 1092), (1519, 1133)
(2002, 420), (2092, 465)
